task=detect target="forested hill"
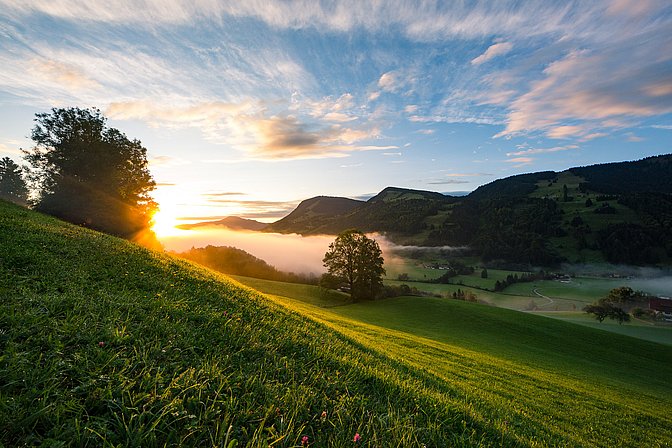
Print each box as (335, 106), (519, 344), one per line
(267, 155), (672, 266)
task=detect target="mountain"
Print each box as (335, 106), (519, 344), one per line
(264, 195), (364, 233)
(267, 155), (672, 266)
(176, 215), (267, 231)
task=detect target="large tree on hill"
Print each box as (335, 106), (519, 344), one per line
(23, 107), (157, 240)
(0, 157), (29, 206)
(323, 229), (385, 301)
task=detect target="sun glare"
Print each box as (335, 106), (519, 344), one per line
(151, 203), (184, 237)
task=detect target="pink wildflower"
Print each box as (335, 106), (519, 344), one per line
(98, 341), (105, 347)
(301, 435), (309, 446)
(321, 411), (327, 419)
(353, 432), (361, 443)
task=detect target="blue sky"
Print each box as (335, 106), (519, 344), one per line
(0, 1), (671, 226)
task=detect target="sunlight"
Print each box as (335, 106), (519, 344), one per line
(151, 201), (185, 237)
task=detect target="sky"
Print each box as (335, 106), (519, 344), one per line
(1, 0), (671, 228)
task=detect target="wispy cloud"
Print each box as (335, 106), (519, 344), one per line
(506, 144), (578, 156)
(202, 192), (246, 197)
(109, 98), (384, 160)
(495, 36), (672, 139)
(471, 41), (513, 65)
(149, 155), (192, 167)
(428, 179), (470, 185)
(505, 157), (533, 165)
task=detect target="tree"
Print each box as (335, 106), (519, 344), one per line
(323, 229), (385, 301)
(481, 268), (488, 279)
(23, 107), (157, 240)
(0, 157), (29, 206)
(583, 297), (632, 324)
(563, 184), (569, 202)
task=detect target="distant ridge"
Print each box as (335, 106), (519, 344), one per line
(265, 155), (672, 266)
(177, 216), (267, 231)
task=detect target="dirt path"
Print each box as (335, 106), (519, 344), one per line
(533, 288), (555, 308)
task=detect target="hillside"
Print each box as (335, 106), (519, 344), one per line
(2, 201), (672, 446)
(234, 275), (672, 448)
(0, 200), (501, 446)
(176, 216), (267, 231)
(266, 155), (672, 266)
(265, 196), (363, 234)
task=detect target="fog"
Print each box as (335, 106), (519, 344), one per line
(161, 228), (335, 274)
(160, 228), (672, 296)
(160, 228), (424, 275)
(562, 263), (672, 296)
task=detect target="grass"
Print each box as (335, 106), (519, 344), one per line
(3, 200), (672, 447)
(0, 201), (511, 447)
(235, 276), (672, 447)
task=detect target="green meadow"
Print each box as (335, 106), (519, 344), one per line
(2, 200), (672, 447)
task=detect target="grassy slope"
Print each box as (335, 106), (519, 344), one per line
(0, 201), (515, 447)
(3, 201), (672, 447)
(234, 276), (672, 448)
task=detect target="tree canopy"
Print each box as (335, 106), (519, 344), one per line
(23, 107), (157, 240)
(0, 157), (28, 206)
(323, 229), (385, 301)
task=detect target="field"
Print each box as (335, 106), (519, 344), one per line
(383, 255), (672, 345)
(3, 200), (672, 447)
(233, 276), (672, 447)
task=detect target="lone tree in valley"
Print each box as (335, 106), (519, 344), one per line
(323, 229), (385, 301)
(23, 107), (157, 241)
(0, 157), (29, 206)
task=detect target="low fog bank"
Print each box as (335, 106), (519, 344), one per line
(561, 263), (672, 296)
(159, 229), (451, 276)
(161, 228), (334, 275)
(160, 228), (672, 296)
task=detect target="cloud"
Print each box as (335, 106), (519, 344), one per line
(31, 59), (101, 91)
(149, 155), (192, 167)
(202, 192), (246, 197)
(415, 129), (435, 135)
(6, 1), (659, 44)
(651, 124), (672, 130)
(445, 172), (492, 177)
(0, 143), (23, 156)
(471, 42), (513, 65)
(428, 179), (470, 185)
(378, 71), (400, 92)
(625, 132), (645, 142)
(109, 99), (384, 160)
(506, 145), (578, 157)
(506, 157), (533, 164)
(495, 38), (672, 139)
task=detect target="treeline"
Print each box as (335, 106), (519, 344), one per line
(177, 245), (318, 284)
(570, 154), (672, 195)
(427, 197), (564, 266)
(493, 271), (555, 292)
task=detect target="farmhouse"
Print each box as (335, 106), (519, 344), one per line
(649, 297), (672, 322)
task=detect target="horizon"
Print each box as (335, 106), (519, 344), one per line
(1, 2), (671, 232)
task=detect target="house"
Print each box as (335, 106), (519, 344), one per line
(649, 297), (672, 322)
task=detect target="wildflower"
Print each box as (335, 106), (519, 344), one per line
(98, 341), (105, 347)
(301, 435), (309, 446)
(321, 411), (327, 419)
(353, 433), (361, 443)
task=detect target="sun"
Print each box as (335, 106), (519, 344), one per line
(151, 202), (184, 237)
